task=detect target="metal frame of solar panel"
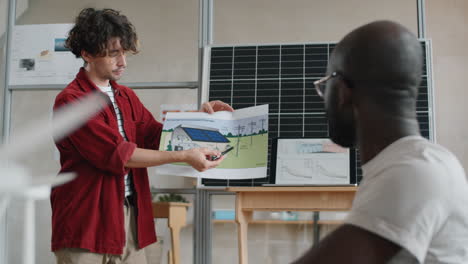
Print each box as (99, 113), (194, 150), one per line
(201, 41), (434, 187)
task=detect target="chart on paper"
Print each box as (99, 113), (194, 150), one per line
(275, 138), (350, 185)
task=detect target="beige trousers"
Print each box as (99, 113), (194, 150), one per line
(54, 204), (147, 264)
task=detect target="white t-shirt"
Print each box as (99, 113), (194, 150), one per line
(98, 85), (132, 197)
(345, 136), (468, 263)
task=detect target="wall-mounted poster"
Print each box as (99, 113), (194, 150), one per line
(8, 24), (83, 86)
(272, 138), (351, 185)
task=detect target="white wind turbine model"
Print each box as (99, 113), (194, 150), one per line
(0, 92), (107, 264)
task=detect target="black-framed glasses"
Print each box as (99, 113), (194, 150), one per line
(313, 72), (339, 98)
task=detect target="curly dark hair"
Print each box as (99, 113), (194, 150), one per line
(65, 8), (139, 58)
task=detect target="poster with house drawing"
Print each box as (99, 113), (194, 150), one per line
(155, 104), (268, 179)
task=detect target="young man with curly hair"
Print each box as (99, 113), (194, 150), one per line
(51, 8), (232, 264)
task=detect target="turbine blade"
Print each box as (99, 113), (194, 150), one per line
(0, 92), (107, 160)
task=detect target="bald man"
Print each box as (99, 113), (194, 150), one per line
(293, 21), (468, 264)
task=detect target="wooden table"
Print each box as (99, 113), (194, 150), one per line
(226, 187), (357, 264)
(152, 202), (191, 264)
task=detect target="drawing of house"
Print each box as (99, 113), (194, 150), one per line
(170, 125), (231, 151)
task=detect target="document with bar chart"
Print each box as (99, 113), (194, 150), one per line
(274, 138), (350, 185)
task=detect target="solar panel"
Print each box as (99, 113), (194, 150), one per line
(202, 41), (433, 187)
(204, 130), (231, 143)
(183, 127), (230, 143)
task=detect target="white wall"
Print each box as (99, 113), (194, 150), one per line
(213, 0), (417, 44)
(427, 0), (468, 167)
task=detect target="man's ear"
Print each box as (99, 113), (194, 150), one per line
(81, 50), (92, 64)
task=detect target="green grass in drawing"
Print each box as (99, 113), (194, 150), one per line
(160, 131), (268, 169)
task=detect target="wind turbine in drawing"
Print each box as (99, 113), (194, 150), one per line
(0, 92), (108, 264)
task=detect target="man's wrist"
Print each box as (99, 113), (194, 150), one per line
(169, 150), (186, 163)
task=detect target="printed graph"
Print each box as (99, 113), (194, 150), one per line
(275, 138), (350, 185)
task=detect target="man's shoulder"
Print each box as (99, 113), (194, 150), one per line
(371, 137), (463, 180)
(54, 79), (89, 106)
(406, 139), (465, 183)
(360, 140), (466, 206)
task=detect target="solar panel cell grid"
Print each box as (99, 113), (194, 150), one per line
(204, 41), (432, 186)
(183, 128), (230, 143)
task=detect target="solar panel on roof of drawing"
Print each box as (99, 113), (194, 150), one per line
(183, 127), (229, 143)
(204, 130), (230, 142)
(183, 128), (209, 141)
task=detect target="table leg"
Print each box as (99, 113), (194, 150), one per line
(313, 211), (320, 244)
(235, 193), (252, 264)
(169, 226), (181, 264)
(168, 250), (173, 264)
(168, 207), (187, 264)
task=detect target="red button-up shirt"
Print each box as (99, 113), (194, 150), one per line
(51, 68), (162, 254)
